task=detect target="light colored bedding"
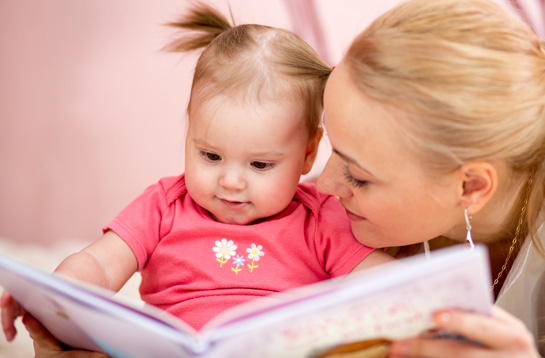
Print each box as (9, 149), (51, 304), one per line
(0, 238), (142, 358)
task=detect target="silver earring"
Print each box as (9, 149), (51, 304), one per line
(423, 240), (431, 260)
(464, 208), (475, 251)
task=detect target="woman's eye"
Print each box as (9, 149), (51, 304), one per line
(251, 161), (273, 170)
(344, 165), (368, 188)
(201, 151), (221, 162)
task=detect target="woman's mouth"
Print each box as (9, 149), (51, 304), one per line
(345, 208), (366, 222)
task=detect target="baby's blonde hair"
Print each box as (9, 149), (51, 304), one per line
(345, 0), (545, 254)
(165, 2), (331, 140)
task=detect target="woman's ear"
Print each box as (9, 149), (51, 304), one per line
(457, 162), (498, 214)
(302, 128), (324, 175)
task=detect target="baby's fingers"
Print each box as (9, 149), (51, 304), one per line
(1, 291), (24, 341)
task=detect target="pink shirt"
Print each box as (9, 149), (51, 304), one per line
(105, 175), (373, 330)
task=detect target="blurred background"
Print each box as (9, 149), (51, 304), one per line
(0, 0), (543, 248)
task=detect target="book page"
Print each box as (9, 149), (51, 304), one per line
(197, 245), (492, 358)
(0, 255), (199, 357)
(0, 245), (493, 358)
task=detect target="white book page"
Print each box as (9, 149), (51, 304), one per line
(0, 245), (492, 358)
(0, 255), (199, 357)
(198, 245), (492, 358)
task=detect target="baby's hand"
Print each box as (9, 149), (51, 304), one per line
(1, 291), (25, 341)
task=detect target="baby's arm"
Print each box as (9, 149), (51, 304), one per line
(349, 250), (395, 273)
(54, 230), (138, 291)
(1, 230), (138, 341)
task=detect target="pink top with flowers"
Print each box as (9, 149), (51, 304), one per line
(105, 174), (373, 331)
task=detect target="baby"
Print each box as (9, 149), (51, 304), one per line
(2, 1), (392, 341)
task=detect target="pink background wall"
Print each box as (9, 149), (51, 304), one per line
(1, 0), (543, 246)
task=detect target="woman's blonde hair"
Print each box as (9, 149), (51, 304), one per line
(345, 0), (545, 254)
(165, 2), (331, 140)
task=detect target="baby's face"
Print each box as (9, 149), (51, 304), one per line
(184, 95), (311, 225)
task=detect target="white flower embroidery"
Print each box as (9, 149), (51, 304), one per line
(246, 244), (264, 261)
(213, 238), (237, 267)
(246, 244), (264, 273)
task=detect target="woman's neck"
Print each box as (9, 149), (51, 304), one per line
(439, 167), (529, 297)
(472, 170), (529, 298)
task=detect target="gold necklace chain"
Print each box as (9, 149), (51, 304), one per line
(491, 175), (533, 291)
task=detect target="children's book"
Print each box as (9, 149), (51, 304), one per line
(0, 245), (493, 358)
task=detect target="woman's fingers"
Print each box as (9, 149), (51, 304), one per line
(432, 307), (535, 351)
(22, 313), (64, 352)
(1, 291), (24, 341)
(388, 307), (539, 358)
(22, 314), (109, 358)
(389, 337), (497, 358)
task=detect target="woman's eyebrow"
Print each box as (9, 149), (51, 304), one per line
(333, 148), (358, 165)
(332, 149), (375, 176)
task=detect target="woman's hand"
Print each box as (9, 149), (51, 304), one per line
(22, 313), (109, 358)
(1, 291), (24, 341)
(388, 306), (539, 357)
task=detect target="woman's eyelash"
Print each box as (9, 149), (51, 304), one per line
(343, 165), (367, 188)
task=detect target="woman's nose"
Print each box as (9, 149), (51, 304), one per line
(219, 167), (246, 191)
(317, 156), (352, 198)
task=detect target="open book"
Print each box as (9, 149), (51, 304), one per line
(0, 245), (493, 358)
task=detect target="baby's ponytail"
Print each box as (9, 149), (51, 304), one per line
(164, 2), (233, 53)
(164, 2), (330, 141)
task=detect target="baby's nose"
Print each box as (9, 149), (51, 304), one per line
(219, 167), (246, 190)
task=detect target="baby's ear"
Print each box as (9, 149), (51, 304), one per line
(302, 128), (323, 175)
(457, 161), (498, 213)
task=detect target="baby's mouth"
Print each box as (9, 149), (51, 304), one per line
(220, 198), (250, 210)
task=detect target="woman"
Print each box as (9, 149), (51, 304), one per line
(317, 0), (545, 356)
(11, 0), (545, 356)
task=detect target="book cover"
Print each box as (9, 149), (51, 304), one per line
(0, 245), (493, 358)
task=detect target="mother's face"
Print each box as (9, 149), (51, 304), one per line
(318, 64), (461, 248)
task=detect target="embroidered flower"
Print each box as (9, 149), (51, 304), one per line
(232, 255), (246, 267)
(246, 244), (264, 261)
(231, 254), (246, 274)
(246, 244), (264, 273)
(213, 238), (237, 267)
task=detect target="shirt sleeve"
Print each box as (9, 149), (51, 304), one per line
(103, 177), (176, 270)
(315, 194), (374, 278)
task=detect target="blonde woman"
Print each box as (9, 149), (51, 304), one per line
(318, 0), (545, 356)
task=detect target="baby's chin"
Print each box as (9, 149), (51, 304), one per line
(209, 211), (259, 226)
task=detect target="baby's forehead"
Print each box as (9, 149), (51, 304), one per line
(188, 76), (319, 139)
(193, 72), (304, 103)
(189, 93), (307, 135)
(188, 99), (309, 156)
(191, 90), (305, 117)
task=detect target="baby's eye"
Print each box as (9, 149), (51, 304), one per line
(251, 161), (274, 170)
(201, 151), (221, 162)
